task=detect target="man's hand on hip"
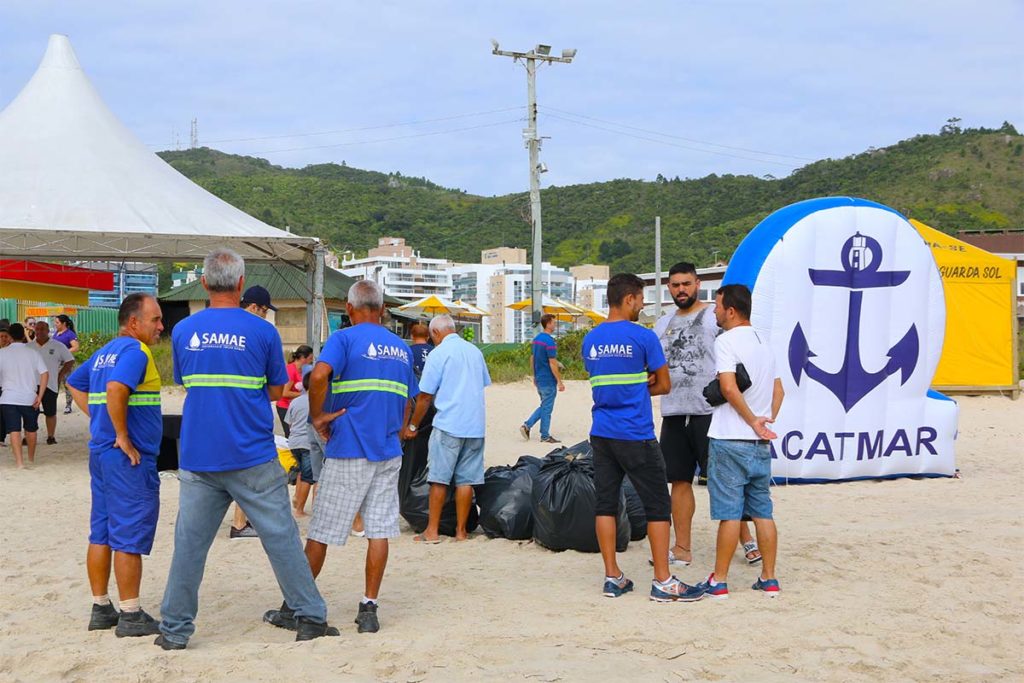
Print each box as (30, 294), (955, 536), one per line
(115, 434), (141, 466)
(313, 408), (346, 441)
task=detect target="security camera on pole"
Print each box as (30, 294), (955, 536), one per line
(491, 40), (576, 330)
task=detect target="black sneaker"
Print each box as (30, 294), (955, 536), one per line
(88, 602), (120, 631)
(115, 609), (162, 638)
(229, 522), (258, 539)
(154, 634), (187, 650)
(263, 601), (296, 631)
(294, 616), (340, 641)
(355, 602), (379, 633)
(46, 436), (57, 445)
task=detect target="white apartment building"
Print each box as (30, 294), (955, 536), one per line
(570, 264), (610, 314)
(452, 247), (575, 343)
(339, 237), (453, 300)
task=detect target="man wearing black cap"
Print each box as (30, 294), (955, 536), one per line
(242, 285), (278, 319)
(227, 284), (280, 539)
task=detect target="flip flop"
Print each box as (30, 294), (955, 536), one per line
(743, 541), (762, 564)
(413, 534), (442, 544)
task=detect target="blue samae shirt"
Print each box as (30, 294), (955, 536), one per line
(582, 320), (666, 441)
(172, 307), (288, 472)
(318, 322), (419, 462)
(68, 336), (162, 456)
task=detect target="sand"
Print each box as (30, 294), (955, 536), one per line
(0, 380), (1021, 682)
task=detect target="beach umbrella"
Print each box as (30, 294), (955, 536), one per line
(396, 295), (470, 317)
(453, 300), (491, 317)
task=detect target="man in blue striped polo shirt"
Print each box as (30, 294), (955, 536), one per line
(156, 248), (335, 650)
(583, 273), (693, 602)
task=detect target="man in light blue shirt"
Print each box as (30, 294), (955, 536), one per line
(401, 315), (490, 542)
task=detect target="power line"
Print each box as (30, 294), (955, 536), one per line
(541, 111), (798, 167)
(252, 117), (525, 154)
(157, 106), (526, 147)
(540, 105), (814, 163)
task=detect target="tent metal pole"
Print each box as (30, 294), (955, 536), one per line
(312, 244), (326, 356)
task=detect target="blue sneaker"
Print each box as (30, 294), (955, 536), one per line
(688, 573), (729, 600)
(751, 577), (781, 597)
(602, 575), (634, 598)
(649, 576), (700, 603)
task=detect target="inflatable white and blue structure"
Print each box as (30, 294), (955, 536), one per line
(722, 197), (958, 483)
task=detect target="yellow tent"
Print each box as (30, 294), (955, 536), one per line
(911, 219), (1019, 396)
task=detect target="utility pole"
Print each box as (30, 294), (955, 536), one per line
(189, 118), (198, 149)
(654, 216), (662, 319)
(491, 40), (576, 329)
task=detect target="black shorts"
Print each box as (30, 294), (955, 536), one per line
(40, 388), (58, 417)
(591, 436), (671, 522)
(659, 414), (712, 482)
(2, 404), (40, 434)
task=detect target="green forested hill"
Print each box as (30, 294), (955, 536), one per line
(158, 122), (1022, 272)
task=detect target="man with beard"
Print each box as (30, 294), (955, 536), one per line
(653, 263), (761, 568)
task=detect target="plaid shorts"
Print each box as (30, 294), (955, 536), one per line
(307, 456), (401, 546)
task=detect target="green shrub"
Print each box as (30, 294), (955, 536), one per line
(483, 329), (592, 383)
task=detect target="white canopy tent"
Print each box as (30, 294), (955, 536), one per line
(0, 35), (328, 348)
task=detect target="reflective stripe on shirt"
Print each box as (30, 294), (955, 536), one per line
(181, 374), (267, 389)
(87, 391), (162, 406)
(331, 378), (409, 398)
(589, 372), (648, 387)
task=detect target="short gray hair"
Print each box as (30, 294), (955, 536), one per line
(203, 248), (245, 293)
(348, 279), (383, 310)
(429, 314), (456, 334)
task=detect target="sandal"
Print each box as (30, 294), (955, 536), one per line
(743, 541), (762, 565)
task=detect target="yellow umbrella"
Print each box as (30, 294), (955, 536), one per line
(452, 300), (490, 317)
(396, 295), (470, 317)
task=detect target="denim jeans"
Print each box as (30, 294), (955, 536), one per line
(524, 382), (558, 439)
(707, 439), (773, 521)
(158, 458), (327, 645)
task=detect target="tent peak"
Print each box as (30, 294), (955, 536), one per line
(40, 34), (81, 71)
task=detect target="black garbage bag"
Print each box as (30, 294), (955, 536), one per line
(531, 455), (629, 553)
(514, 455), (544, 474)
(540, 440), (593, 466)
(398, 412), (479, 537)
(476, 462), (536, 540)
(400, 468), (479, 536)
(621, 476), (647, 541)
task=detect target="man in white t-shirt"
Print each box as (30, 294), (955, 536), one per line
(681, 284), (784, 601)
(32, 320), (76, 445)
(0, 323), (50, 468)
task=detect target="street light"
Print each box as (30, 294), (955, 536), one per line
(491, 40), (577, 330)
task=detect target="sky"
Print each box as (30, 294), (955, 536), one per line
(1, 1), (1021, 197)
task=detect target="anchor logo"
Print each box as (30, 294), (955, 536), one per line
(788, 232), (919, 412)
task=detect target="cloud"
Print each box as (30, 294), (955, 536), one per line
(0, 0), (1020, 195)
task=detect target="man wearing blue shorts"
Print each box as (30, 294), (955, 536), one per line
(156, 248), (335, 650)
(401, 314), (490, 543)
(266, 280), (418, 635)
(68, 293), (165, 637)
(583, 273), (692, 602)
(682, 284), (785, 601)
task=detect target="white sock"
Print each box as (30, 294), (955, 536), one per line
(708, 574), (720, 586)
(605, 573), (624, 583)
(361, 596), (377, 605)
(119, 597), (141, 613)
(655, 577), (676, 587)
(93, 594), (111, 606)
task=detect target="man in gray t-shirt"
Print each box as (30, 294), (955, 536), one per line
(653, 263), (719, 567)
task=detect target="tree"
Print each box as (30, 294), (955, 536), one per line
(941, 117), (962, 135)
